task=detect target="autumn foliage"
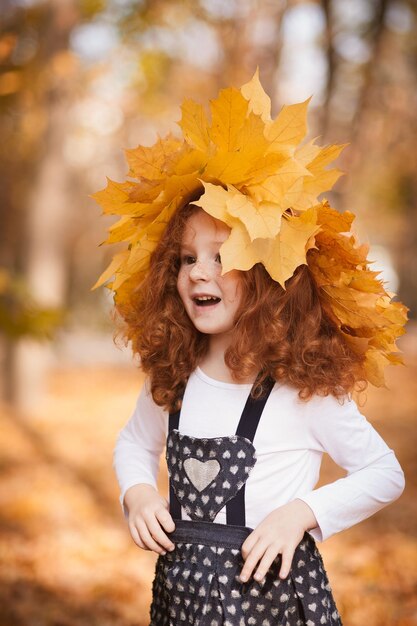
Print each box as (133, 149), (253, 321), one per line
(92, 71), (407, 386)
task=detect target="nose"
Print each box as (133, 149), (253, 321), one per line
(189, 260), (212, 281)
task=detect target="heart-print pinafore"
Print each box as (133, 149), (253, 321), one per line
(149, 378), (342, 625)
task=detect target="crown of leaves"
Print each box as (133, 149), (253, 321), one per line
(92, 69), (407, 387)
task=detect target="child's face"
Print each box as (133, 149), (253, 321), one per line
(177, 209), (242, 340)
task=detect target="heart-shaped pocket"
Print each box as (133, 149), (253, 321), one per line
(166, 430), (257, 522)
(183, 458), (221, 492)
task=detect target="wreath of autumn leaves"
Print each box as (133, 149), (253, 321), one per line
(92, 70), (407, 387)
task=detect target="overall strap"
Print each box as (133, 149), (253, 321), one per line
(168, 402), (183, 521)
(226, 377), (275, 526)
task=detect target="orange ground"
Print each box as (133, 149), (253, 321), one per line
(0, 349), (416, 626)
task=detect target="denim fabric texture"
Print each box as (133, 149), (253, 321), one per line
(149, 520), (342, 625)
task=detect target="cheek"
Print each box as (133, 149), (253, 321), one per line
(222, 273), (242, 305)
(176, 269), (187, 304)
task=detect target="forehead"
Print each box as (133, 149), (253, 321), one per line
(181, 209), (230, 246)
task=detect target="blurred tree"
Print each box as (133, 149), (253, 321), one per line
(0, 0), (83, 404)
(0, 268), (64, 402)
(318, 0), (417, 315)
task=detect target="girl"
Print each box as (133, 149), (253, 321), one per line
(94, 74), (406, 625)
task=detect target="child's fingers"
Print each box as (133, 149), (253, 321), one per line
(146, 514), (175, 552)
(278, 546), (295, 579)
(253, 545), (279, 582)
(241, 530), (259, 559)
(128, 521), (147, 550)
(155, 508), (176, 534)
(137, 518), (167, 555)
(239, 540), (265, 582)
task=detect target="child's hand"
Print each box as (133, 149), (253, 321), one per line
(239, 499), (317, 583)
(124, 483), (176, 555)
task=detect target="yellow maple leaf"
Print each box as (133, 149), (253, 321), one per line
(316, 202), (355, 233)
(209, 87), (249, 152)
(127, 178), (164, 203)
(227, 193), (284, 241)
(173, 147), (207, 176)
(119, 237), (158, 287)
(104, 216), (139, 245)
(218, 221), (260, 275)
(240, 68), (272, 122)
(340, 331), (370, 356)
(178, 99), (211, 152)
(160, 172), (202, 210)
(92, 250), (130, 290)
(91, 179), (145, 216)
(195, 182), (284, 242)
(219, 207), (319, 286)
(193, 182), (231, 224)
(293, 144), (347, 211)
(364, 349), (391, 387)
(241, 152), (288, 186)
(305, 203), (408, 386)
(204, 152), (257, 185)
(267, 208), (319, 284)
(235, 111), (270, 160)
(206, 110), (269, 185)
(338, 270), (384, 294)
(125, 134), (184, 179)
(295, 138), (321, 167)
(248, 158), (311, 206)
(265, 99), (311, 157)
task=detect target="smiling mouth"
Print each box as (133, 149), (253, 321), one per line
(193, 296), (221, 307)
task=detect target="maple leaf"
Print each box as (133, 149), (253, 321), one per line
(247, 158), (310, 206)
(307, 202), (408, 386)
(267, 207), (319, 284)
(196, 182), (284, 242)
(265, 99), (311, 157)
(294, 144), (347, 211)
(92, 250), (130, 290)
(91, 179), (145, 216)
(125, 134), (184, 179)
(218, 207), (320, 286)
(209, 87), (249, 152)
(104, 216), (139, 245)
(240, 67), (272, 122)
(178, 99), (211, 152)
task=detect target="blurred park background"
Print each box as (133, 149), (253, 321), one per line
(0, 0), (416, 624)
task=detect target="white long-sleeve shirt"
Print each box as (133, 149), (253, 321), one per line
(113, 366), (405, 542)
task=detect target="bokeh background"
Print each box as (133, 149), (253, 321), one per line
(0, 0), (416, 625)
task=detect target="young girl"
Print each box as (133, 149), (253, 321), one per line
(94, 73), (406, 625)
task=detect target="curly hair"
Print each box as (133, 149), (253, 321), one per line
(115, 203), (367, 412)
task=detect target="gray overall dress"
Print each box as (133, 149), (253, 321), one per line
(149, 378), (342, 625)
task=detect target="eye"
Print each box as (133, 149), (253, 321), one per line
(182, 255), (196, 265)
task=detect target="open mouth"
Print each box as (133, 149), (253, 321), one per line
(193, 296), (221, 307)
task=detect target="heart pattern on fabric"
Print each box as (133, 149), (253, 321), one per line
(183, 458), (221, 492)
(166, 430), (257, 522)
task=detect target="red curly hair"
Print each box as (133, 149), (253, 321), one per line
(115, 202), (366, 412)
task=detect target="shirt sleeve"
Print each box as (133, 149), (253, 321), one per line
(297, 394), (405, 542)
(113, 378), (167, 514)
